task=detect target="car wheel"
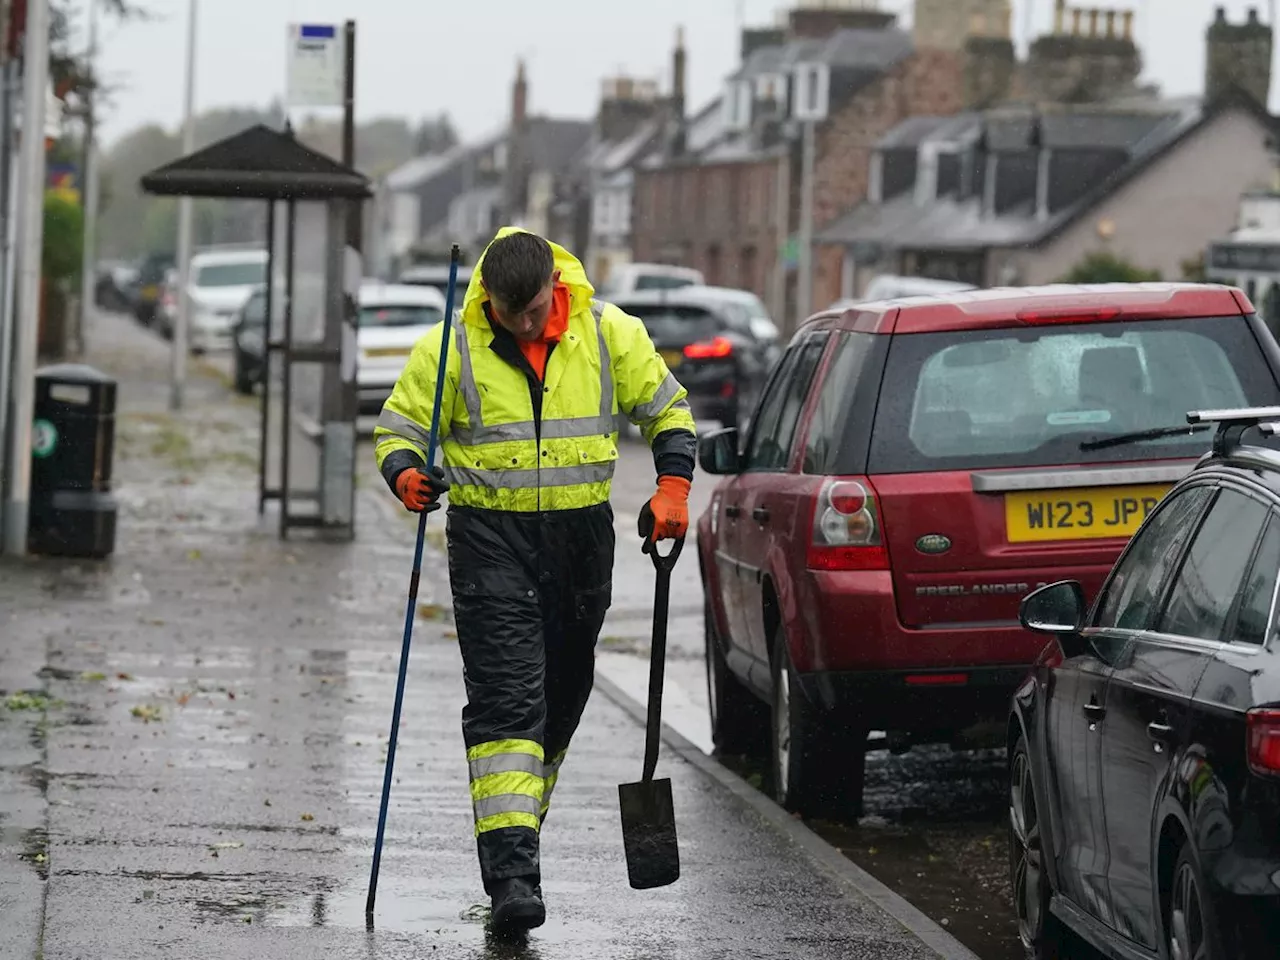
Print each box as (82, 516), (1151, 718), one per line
(704, 599), (769, 757)
(1168, 841), (1226, 960)
(233, 349), (254, 395)
(769, 623), (866, 820)
(1009, 733), (1062, 959)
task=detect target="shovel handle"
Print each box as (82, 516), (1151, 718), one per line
(642, 535), (683, 783)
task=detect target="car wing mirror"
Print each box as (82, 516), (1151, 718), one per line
(1020, 580), (1093, 657)
(698, 428), (741, 475)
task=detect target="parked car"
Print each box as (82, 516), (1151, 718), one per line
(355, 282), (447, 414)
(829, 274), (977, 309)
(183, 248), (269, 353)
(231, 281), (446, 409)
(694, 282), (1280, 821)
(678, 285), (783, 352)
(1011, 407), (1280, 960)
(608, 288), (778, 430)
(231, 286), (271, 394)
(398, 262), (473, 302)
(131, 252), (174, 327)
(94, 260), (137, 312)
(154, 267), (179, 339)
(596, 262), (705, 297)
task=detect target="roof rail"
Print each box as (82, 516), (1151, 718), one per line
(1187, 407), (1280, 456)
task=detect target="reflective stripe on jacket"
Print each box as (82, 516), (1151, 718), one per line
(373, 227), (697, 512)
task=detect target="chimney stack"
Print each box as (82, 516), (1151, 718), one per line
(672, 25), (686, 122)
(512, 59), (528, 128)
(1205, 5), (1273, 106)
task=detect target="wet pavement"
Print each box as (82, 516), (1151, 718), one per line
(0, 308), (979, 959)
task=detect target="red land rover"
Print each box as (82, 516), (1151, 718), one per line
(694, 283), (1280, 819)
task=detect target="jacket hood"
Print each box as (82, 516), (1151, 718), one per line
(461, 226), (595, 328)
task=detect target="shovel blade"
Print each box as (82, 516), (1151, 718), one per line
(618, 777), (680, 889)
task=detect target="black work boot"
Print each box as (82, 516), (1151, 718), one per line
(489, 877), (545, 932)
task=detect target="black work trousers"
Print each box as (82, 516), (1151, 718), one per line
(445, 502), (614, 889)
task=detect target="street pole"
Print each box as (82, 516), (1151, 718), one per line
(77, 0), (100, 356)
(3, 0), (50, 556)
(796, 118), (815, 329)
(0, 56), (18, 531)
(170, 0), (198, 411)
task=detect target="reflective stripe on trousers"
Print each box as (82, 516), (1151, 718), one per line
(466, 738), (545, 835)
(540, 750), (567, 818)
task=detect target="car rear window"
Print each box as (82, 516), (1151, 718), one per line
(634, 275), (695, 291)
(866, 316), (1280, 473)
(359, 304), (443, 328)
(619, 304), (721, 342)
(197, 261), (266, 287)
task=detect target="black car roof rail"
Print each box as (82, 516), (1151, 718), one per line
(1187, 407), (1280, 457)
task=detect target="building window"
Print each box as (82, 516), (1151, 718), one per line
(793, 63), (829, 121)
(741, 245), (758, 292)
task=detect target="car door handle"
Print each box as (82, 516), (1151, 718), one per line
(752, 507), (770, 523)
(1147, 721), (1175, 744)
(1082, 702), (1106, 723)
(724, 504), (740, 519)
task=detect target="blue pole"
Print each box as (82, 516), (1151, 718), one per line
(366, 242), (462, 924)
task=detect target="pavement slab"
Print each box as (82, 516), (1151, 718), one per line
(0, 308), (977, 959)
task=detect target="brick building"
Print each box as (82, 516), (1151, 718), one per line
(631, 0), (1008, 333)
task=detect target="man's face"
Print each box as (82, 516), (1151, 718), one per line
(486, 269), (561, 341)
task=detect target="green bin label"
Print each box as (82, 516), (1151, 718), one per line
(32, 419), (58, 458)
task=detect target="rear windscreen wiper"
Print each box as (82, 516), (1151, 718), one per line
(1079, 424), (1210, 452)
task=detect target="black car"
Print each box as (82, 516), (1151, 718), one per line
(607, 288), (780, 430)
(231, 286), (269, 394)
(132, 252), (174, 328)
(1011, 407), (1280, 960)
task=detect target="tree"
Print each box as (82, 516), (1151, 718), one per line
(1059, 251), (1162, 284)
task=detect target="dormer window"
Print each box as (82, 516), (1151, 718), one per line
(755, 73), (787, 104)
(792, 62), (829, 121)
(723, 80), (752, 131)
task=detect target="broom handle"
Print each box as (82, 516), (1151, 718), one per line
(643, 536), (683, 783)
(366, 243), (461, 923)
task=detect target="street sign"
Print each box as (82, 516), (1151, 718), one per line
(285, 23), (345, 108)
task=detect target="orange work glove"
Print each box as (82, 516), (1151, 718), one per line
(394, 464), (449, 513)
(639, 476), (691, 545)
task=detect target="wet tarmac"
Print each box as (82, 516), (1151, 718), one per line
(0, 308), (978, 959)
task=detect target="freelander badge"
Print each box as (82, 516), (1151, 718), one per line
(32, 418), (58, 459)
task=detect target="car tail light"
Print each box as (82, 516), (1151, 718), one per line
(1016, 306), (1122, 325)
(807, 478), (889, 571)
(685, 336), (733, 359)
(1247, 708), (1280, 776)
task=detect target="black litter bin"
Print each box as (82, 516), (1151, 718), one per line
(27, 363), (118, 559)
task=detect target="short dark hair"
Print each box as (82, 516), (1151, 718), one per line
(481, 232), (555, 312)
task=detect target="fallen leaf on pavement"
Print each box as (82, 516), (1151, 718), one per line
(80, 671), (107, 682)
(116, 672), (134, 681)
(130, 704), (163, 723)
(300, 813), (315, 822)
(187, 549), (202, 561)
(417, 603), (445, 620)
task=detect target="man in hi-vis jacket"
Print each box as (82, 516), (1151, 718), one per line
(373, 227), (697, 931)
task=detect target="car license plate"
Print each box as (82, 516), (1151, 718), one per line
(660, 349), (683, 368)
(141, 284), (158, 299)
(1005, 484), (1172, 543)
(364, 347), (409, 359)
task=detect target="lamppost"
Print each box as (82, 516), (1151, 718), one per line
(170, 0), (198, 411)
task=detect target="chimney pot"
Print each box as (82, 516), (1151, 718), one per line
(1122, 10), (1134, 40)
(1105, 9), (1116, 38)
(1088, 8), (1099, 37)
(1215, 6), (1227, 23)
(1054, 0), (1066, 34)
(1248, 7), (1260, 24)
(1071, 8), (1082, 35)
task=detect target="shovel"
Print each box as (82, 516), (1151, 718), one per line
(618, 529), (685, 890)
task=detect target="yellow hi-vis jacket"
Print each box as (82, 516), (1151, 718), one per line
(373, 228), (697, 512)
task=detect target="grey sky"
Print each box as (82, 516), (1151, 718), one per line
(87, 0), (1278, 151)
